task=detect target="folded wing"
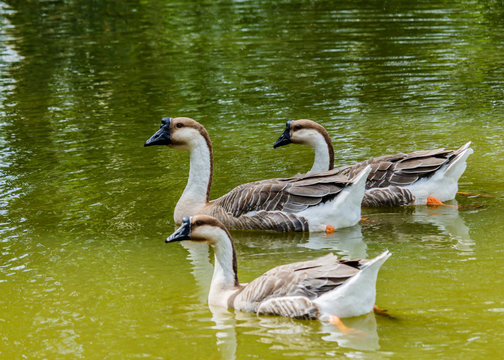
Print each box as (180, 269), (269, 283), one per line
(232, 254), (364, 315)
(333, 142), (471, 189)
(210, 171), (354, 217)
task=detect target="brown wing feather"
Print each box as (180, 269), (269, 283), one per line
(210, 171), (352, 217)
(333, 144), (470, 189)
(233, 254), (361, 314)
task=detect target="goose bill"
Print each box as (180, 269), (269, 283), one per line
(166, 217), (191, 243)
(144, 117), (172, 147)
(273, 120), (292, 148)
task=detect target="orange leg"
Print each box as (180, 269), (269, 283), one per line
(329, 315), (353, 333)
(427, 196), (445, 206)
(457, 191), (494, 198)
(325, 225), (335, 234)
(427, 197), (459, 209)
(373, 305), (395, 319)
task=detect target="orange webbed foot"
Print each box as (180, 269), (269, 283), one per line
(427, 197), (459, 209)
(373, 305), (396, 319)
(457, 191), (494, 198)
(325, 225), (335, 234)
(329, 315), (352, 333)
(427, 197), (444, 206)
(329, 315), (365, 336)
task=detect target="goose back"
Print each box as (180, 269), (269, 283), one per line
(200, 170), (356, 232)
(230, 253), (364, 318)
(331, 144), (471, 190)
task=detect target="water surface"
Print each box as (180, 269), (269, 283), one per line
(1, 0), (503, 359)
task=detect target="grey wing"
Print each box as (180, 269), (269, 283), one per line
(334, 142), (471, 189)
(210, 171), (353, 217)
(362, 186), (415, 207)
(203, 206), (310, 231)
(232, 254), (360, 314)
(256, 296), (320, 319)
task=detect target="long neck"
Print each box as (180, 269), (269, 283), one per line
(174, 135), (213, 223)
(307, 131), (334, 174)
(210, 232), (239, 295)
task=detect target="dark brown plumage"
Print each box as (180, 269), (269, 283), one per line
(201, 170), (356, 232)
(333, 147), (468, 189)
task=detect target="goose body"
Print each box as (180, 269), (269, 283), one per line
(166, 215), (391, 320)
(274, 119), (473, 206)
(145, 117), (370, 232)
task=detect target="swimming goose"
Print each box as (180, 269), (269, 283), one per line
(145, 117), (371, 232)
(166, 215), (391, 325)
(273, 119), (473, 207)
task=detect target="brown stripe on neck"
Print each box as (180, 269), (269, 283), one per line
(219, 220), (239, 287)
(199, 215), (240, 286)
(319, 126), (334, 171)
(299, 120), (334, 171)
(200, 127), (213, 203)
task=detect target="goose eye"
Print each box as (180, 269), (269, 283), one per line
(176, 123), (184, 128)
(294, 125), (302, 130)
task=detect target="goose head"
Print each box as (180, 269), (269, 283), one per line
(166, 215), (239, 287)
(144, 117), (211, 151)
(166, 215), (232, 246)
(274, 119), (334, 173)
(273, 119), (330, 149)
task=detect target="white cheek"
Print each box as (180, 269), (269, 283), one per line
(168, 128), (201, 150)
(172, 127), (199, 144)
(191, 226), (224, 246)
(292, 129), (316, 144)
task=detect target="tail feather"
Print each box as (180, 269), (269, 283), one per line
(445, 143), (473, 178)
(406, 142), (473, 203)
(343, 165), (372, 209)
(314, 250), (391, 319)
(330, 166), (371, 227)
(299, 166), (371, 230)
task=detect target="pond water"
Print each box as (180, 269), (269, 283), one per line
(1, 0), (503, 358)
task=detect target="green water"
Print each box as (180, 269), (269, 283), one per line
(1, 0), (504, 358)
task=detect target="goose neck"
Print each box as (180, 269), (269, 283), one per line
(307, 132), (334, 174)
(210, 232), (240, 294)
(174, 135), (213, 222)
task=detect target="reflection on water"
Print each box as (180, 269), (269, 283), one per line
(409, 205), (474, 253)
(209, 305), (238, 360)
(181, 241), (213, 303)
(363, 203), (475, 254)
(320, 313), (379, 351)
(210, 306), (382, 358)
(300, 225), (367, 258)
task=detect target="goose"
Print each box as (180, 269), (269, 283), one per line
(144, 117), (371, 232)
(166, 215), (391, 329)
(273, 119), (473, 207)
